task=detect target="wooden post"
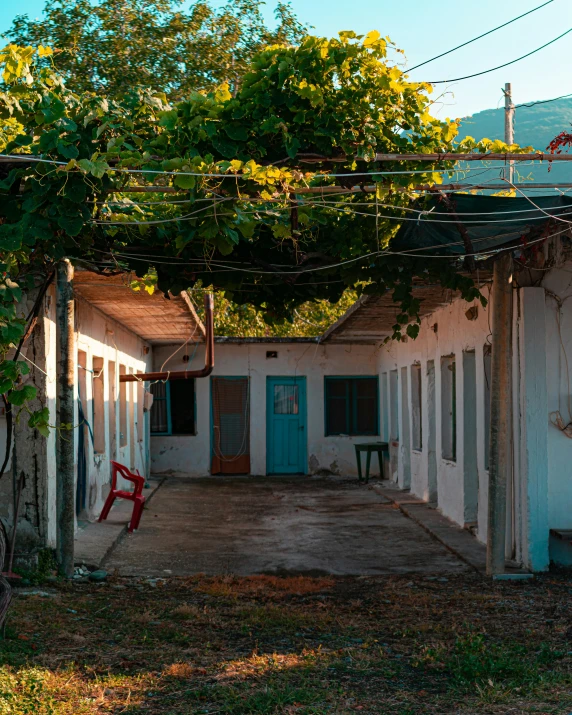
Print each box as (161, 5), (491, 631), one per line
(504, 82), (515, 185)
(486, 253), (513, 575)
(56, 260), (76, 578)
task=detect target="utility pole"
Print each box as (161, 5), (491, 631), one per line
(486, 83), (514, 576)
(56, 260), (76, 578)
(504, 82), (515, 185)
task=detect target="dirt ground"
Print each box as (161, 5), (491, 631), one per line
(1, 571), (571, 714)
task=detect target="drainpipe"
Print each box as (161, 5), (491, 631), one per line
(56, 260), (76, 578)
(486, 253), (513, 576)
(120, 293), (215, 383)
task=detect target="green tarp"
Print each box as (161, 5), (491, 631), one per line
(390, 193), (572, 256)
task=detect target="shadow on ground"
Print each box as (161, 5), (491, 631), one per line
(1, 572), (571, 714)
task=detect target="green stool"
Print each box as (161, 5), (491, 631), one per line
(354, 442), (389, 483)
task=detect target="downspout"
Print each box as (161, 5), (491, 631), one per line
(486, 253), (513, 576)
(120, 294), (214, 383)
(56, 260), (76, 578)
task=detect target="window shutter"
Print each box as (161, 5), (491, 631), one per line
(150, 382), (168, 434)
(326, 378), (350, 435)
(353, 378), (378, 435)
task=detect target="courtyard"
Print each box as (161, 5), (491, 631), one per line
(78, 476), (484, 578)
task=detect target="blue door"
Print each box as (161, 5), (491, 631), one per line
(267, 377), (307, 474)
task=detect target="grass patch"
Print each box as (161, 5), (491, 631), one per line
(0, 574), (570, 713)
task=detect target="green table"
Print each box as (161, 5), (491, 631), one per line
(354, 442), (389, 483)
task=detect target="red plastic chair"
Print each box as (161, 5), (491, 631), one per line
(98, 461), (146, 533)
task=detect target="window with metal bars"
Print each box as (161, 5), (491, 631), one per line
(324, 377), (379, 436)
(150, 380), (196, 435)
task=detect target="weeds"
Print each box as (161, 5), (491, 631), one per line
(0, 574), (570, 714)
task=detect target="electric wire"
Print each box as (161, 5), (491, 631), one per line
(428, 27), (572, 84)
(407, 0), (554, 72)
(0, 153), (547, 179)
(516, 92), (572, 108)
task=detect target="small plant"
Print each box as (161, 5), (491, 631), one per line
(13, 549), (59, 586)
(419, 630), (565, 697)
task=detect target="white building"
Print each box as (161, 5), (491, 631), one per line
(4, 236), (572, 572)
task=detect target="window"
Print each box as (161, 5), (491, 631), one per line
(381, 372), (389, 442)
(441, 356), (456, 461)
(483, 345), (492, 470)
(137, 379), (144, 442)
(325, 377), (379, 436)
(389, 370), (399, 440)
(411, 363), (422, 451)
(108, 361), (117, 459)
(150, 380), (196, 435)
(119, 364), (127, 447)
(274, 384), (299, 414)
(92, 357), (105, 454)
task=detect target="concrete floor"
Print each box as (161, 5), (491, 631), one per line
(102, 476), (473, 577)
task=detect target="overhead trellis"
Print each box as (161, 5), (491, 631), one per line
(0, 33), (554, 431)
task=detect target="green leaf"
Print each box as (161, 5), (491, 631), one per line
(212, 136), (238, 158)
(0, 379), (14, 393)
(63, 178), (87, 204)
(8, 384), (37, 406)
(237, 220), (256, 239)
(1, 323), (25, 344)
(57, 142), (79, 160)
(158, 109), (178, 130)
(0, 222), (23, 251)
(173, 174), (196, 190)
(406, 324), (420, 340)
(271, 224), (291, 239)
(224, 124), (248, 142)
(38, 128), (60, 152)
(58, 214), (84, 237)
(222, 225), (239, 245)
(0, 169), (22, 191)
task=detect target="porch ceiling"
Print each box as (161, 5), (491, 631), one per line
(73, 270), (205, 344)
(321, 277), (491, 345)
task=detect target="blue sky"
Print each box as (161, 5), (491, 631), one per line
(1, 0), (571, 118)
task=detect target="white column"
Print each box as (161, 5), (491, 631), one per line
(518, 287), (549, 571)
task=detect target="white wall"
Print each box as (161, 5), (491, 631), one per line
(541, 264), (572, 566)
(151, 341), (379, 477)
(377, 289), (493, 542)
(73, 296), (152, 520)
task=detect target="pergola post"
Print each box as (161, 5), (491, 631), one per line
(486, 253), (513, 576)
(56, 259), (76, 578)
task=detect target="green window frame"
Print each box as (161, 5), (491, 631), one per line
(324, 376), (379, 436)
(150, 380), (196, 436)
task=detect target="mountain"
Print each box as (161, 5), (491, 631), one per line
(454, 97), (572, 186)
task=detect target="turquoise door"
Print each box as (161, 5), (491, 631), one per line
(267, 377), (307, 474)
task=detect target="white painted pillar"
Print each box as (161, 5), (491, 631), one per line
(518, 287), (549, 571)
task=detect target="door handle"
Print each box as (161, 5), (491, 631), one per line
(299, 425), (305, 430)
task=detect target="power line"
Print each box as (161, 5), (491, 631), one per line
(516, 92), (572, 108)
(428, 27), (572, 84)
(407, 0), (554, 72)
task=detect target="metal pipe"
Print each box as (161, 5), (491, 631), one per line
(56, 260), (76, 578)
(120, 293), (214, 382)
(486, 253), (513, 576)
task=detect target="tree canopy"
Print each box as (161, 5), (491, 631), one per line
(6, 0), (307, 100)
(0, 32), (525, 427)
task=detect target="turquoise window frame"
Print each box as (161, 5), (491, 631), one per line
(324, 376), (380, 437)
(150, 381), (196, 436)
